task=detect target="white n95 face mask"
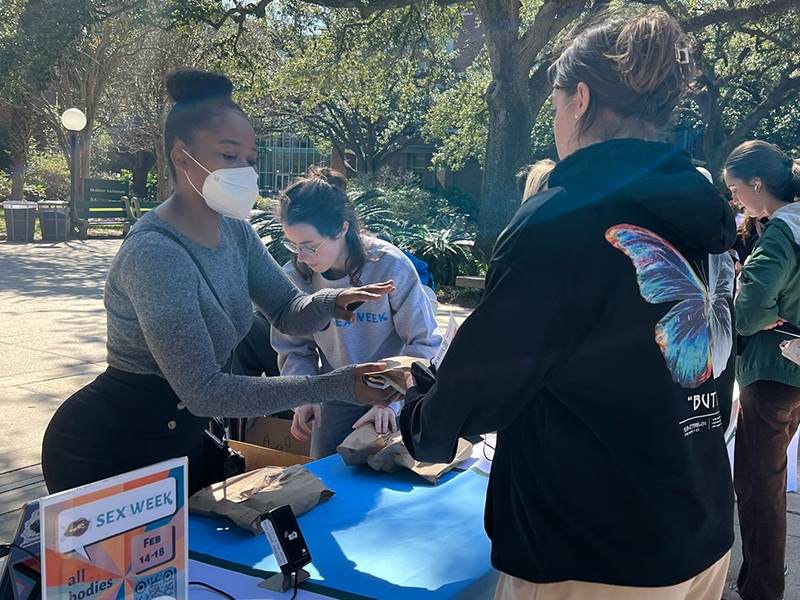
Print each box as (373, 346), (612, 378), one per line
(182, 149), (259, 220)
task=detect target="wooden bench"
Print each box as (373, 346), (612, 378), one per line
(74, 197), (135, 238)
(455, 276), (486, 289)
(130, 197), (161, 220)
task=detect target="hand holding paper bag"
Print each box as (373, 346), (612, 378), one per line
(361, 356), (422, 394)
(337, 426), (472, 485)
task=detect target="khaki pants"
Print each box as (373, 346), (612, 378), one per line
(493, 551), (731, 600)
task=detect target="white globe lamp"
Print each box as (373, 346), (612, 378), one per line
(61, 108), (87, 131)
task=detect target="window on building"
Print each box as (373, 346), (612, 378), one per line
(256, 133), (330, 195)
(408, 153), (431, 175)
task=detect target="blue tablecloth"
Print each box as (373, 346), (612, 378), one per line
(189, 456), (497, 600)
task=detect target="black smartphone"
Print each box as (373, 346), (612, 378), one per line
(260, 505), (312, 574)
(346, 301), (365, 312)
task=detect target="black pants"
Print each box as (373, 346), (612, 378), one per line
(735, 380), (800, 600)
(42, 367), (211, 495)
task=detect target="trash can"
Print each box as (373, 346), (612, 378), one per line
(38, 201), (70, 241)
(2, 201), (36, 242)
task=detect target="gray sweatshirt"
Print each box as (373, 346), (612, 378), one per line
(271, 238), (442, 381)
(104, 210), (356, 417)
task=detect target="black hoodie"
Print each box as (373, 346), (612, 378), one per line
(400, 139), (737, 587)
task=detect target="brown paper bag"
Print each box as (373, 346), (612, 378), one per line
(189, 464), (334, 535)
(392, 437), (474, 484)
(362, 356), (421, 393)
(339, 429), (473, 484)
(366, 434), (406, 474)
(336, 425), (395, 465)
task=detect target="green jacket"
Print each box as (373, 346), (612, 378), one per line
(736, 202), (800, 389)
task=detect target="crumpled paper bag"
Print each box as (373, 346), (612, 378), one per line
(337, 429), (473, 485)
(781, 338), (800, 366)
(362, 356), (422, 393)
(189, 464), (334, 535)
(336, 425), (395, 466)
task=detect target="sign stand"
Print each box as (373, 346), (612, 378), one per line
(258, 569), (310, 593)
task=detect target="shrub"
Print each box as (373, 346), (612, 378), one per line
(0, 172), (12, 200)
(251, 183), (481, 286)
(119, 169), (159, 201)
(393, 217), (478, 286)
(25, 151), (70, 201)
(250, 209), (293, 266)
(350, 184), (477, 230)
(436, 285), (482, 308)
(435, 186), (478, 223)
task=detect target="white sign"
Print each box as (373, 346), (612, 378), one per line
(432, 313), (460, 370)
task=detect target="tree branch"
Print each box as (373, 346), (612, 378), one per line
(519, 0), (586, 71)
(681, 0), (799, 33)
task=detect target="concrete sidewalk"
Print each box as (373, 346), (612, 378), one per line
(0, 239), (118, 541)
(0, 238), (797, 598)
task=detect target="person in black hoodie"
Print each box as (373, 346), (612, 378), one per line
(400, 10), (737, 600)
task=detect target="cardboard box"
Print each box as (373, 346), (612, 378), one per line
(229, 440), (313, 470)
(244, 416), (311, 457)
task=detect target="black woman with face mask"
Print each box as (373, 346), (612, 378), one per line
(41, 70), (400, 495)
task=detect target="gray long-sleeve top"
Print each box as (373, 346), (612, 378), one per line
(104, 210), (355, 417)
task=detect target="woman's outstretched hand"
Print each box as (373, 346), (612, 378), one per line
(353, 406), (397, 434)
(334, 281), (395, 323)
(354, 363), (403, 406)
(291, 404), (322, 442)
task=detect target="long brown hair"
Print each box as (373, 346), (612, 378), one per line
(277, 167), (369, 285)
(548, 10), (695, 141)
(724, 140), (800, 205)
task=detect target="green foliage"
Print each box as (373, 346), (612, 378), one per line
(349, 184), (477, 229)
(251, 182), (479, 285)
(236, 2), (463, 177)
(678, 3), (800, 170)
(436, 186), (479, 224)
(530, 103), (556, 160)
(436, 284), (482, 309)
(392, 217), (478, 286)
(358, 185), (480, 285)
(0, 0), (92, 94)
(24, 151), (70, 201)
(424, 50), (490, 170)
(0, 172), (12, 199)
(250, 209), (293, 266)
(0, 126), (10, 171)
(90, 128), (116, 176)
(119, 169), (160, 201)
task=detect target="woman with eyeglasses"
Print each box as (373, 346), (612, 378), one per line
(41, 71), (400, 495)
(271, 167), (442, 459)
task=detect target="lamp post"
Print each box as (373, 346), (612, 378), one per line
(61, 108), (87, 235)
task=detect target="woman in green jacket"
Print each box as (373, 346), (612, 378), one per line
(724, 140), (800, 600)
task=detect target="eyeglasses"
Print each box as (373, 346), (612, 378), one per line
(282, 236), (330, 257)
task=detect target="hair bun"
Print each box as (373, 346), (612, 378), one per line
(306, 166), (348, 192)
(610, 11), (693, 95)
(166, 70), (233, 104)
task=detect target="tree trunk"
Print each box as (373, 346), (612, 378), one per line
(8, 106), (34, 201)
(475, 78), (534, 258)
(132, 150), (156, 197)
(76, 124), (93, 204)
(471, 0), (586, 258)
(10, 158), (26, 201)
